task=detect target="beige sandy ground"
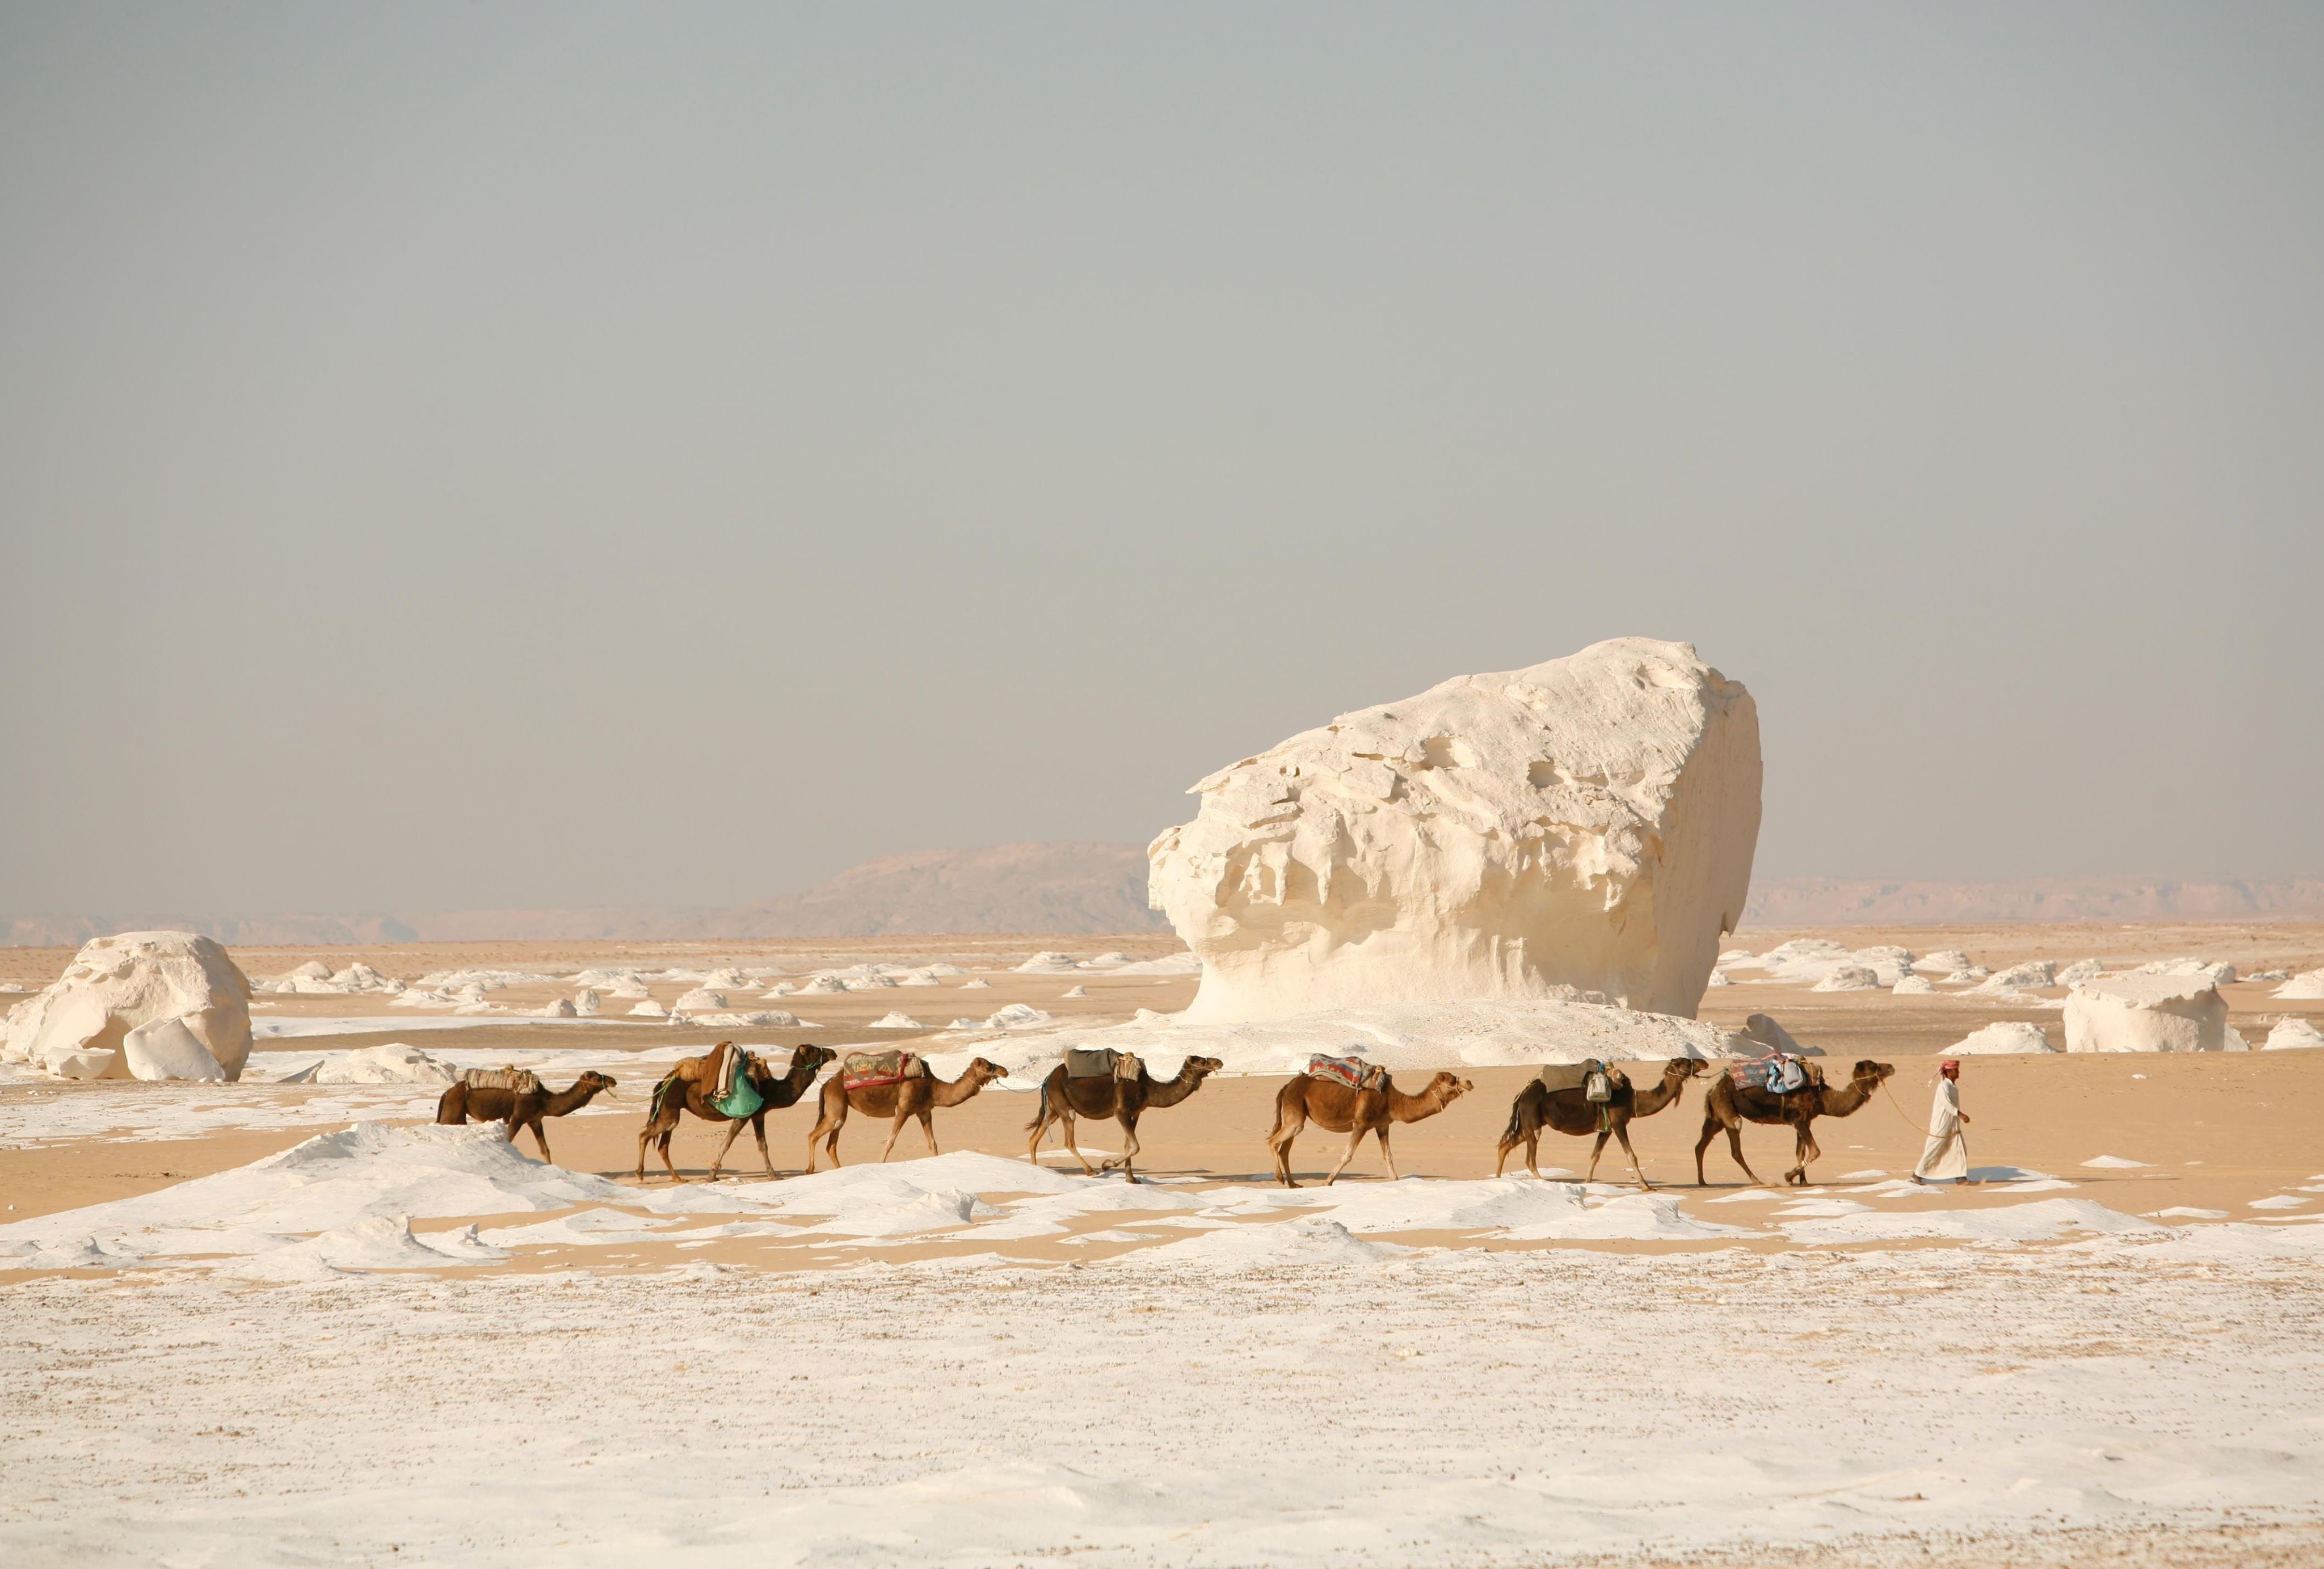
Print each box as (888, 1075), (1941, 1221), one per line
(6, 926), (2323, 1567)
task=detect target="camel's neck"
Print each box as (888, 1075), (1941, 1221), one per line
(1143, 1067), (1209, 1108)
(934, 1076), (988, 1108)
(546, 1081), (603, 1115)
(1386, 1086), (1450, 1122)
(1820, 1079), (1879, 1115)
(1631, 1073), (1689, 1116)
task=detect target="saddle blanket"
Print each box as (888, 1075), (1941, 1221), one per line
(1306, 1053), (1389, 1092)
(1728, 1055), (1813, 1095)
(842, 1049), (927, 1090)
(711, 1049), (764, 1120)
(463, 1066), (542, 1095)
(1065, 1048), (1140, 1081)
(1537, 1059), (1618, 1097)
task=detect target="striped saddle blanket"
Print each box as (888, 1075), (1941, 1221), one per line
(463, 1066), (542, 1095)
(1306, 1054), (1388, 1092)
(1728, 1055), (1813, 1095)
(842, 1050), (927, 1091)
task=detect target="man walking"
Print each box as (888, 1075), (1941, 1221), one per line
(1911, 1058), (1975, 1185)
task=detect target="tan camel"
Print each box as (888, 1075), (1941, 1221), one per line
(1694, 1057), (1897, 1187)
(803, 1057), (1009, 1172)
(1493, 1057), (1706, 1187)
(1265, 1070), (1472, 1187)
(435, 1070), (617, 1165)
(1023, 1054), (1224, 1183)
(634, 1043), (837, 1182)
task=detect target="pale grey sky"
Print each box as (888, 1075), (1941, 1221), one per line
(3, 3), (2319, 917)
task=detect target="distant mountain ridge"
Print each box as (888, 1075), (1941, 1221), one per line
(2, 842), (1168, 947)
(12, 856), (2323, 947)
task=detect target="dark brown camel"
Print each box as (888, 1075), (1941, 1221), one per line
(634, 1043), (837, 1182)
(1265, 1070), (1473, 1188)
(435, 1070), (617, 1165)
(1694, 1057), (1897, 1187)
(1493, 1057), (1707, 1188)
(1024, 1054), (1224, 1183)
(803, 1057), (1009, 1172)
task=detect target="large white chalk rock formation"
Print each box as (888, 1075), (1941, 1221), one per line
(2063, 974), (2229, 1054)
(1, 931), (254, 1080)
(1149, 638), (1761, 1023)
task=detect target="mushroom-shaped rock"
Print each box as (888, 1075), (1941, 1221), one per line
(1148, 638), (1761, 1023)
(2064, 975), (2229, 1053)
(1, 931), (254, 1080)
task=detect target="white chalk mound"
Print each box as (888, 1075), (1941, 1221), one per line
(2262, 1017), (2324, 1051)
(1149, 638), (1760, 1023)
(2064, 975), (2228, 1054)
(1, 931), (254, 1081)
(1948, 1021), (2057, 1055)
(2272, 970), (2324, 1000)
(313, 1043), (461, 1085)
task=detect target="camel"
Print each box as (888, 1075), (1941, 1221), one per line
(1694, 1057), (1897, 1187)
(634, 1043), (837, 1183)
(435, 1070), (617, 1165)
(1023, 1054), (1224, 1183)
(803, 1057), (1009, 1172)
(1493, 1057), (1707, 1188)
(1265, 1069), (1473, 1188)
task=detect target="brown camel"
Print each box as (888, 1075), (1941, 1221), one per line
(1493, 1057), (1707, 1188)
(1265, 1070), (1473, 1188)
(435, 1070), (617, 1165)
(803, 1057), (1009, 1172)
(634, 1043), (837, 1182)
(1024, 1054), (1224, 1183)
(1694, 1057), (1897, 1187)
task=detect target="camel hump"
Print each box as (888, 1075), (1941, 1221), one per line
(464, 1066), (542, 1096)
(1306, 1053), (1388, 1093)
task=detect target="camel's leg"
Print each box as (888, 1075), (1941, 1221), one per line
(1787, 1121), (1819, 1186)
(657, 1130), (681, 1182)
(1723, 1120), (1767, 1186)
(529, 1118), (553, 1164)
(1026, 1096), (1055, 1165)
(1376, 1126), (1400, 1183)
(1119, 1115), (1143, 1184)
(707, 1116), (748, 1180)
(918, 1109), (939, 1157)
(1322, 1126), (1367, 1187)
(1268, 1102), (1308, 1188)
(1059, 1109), (1100, 1177)
(751, 1114), (776, 1178)
(1693, 1117), (1720, 1187)
(637, 1111), (673, 1181)
(1614, 1122), (1651, 1191)
(1586, 1129), (1611, 1183)
(803, 1095), (847, 1174)
(875, 1104), (912, 1164)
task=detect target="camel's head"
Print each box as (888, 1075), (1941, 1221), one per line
(1851, 1059), (1897, 1086)
(579, 1070), (617, 1095)
(1425, 1071), (1473, 1103)
(966, 1057), (1010, 1084)
(1666, 1057), (1710, 1081)
(1183, 1054), (1225, 1079)
(790, 1044), (839, 1075)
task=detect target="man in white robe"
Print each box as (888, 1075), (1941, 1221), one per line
(1912, 1059), (1974, 1184)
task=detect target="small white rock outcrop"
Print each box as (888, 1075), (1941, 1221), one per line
(2064, 975), (2229, 1053)
(2272, 970), (2324, 1000)
(313, 1043), (460, 1084)
(1, 931), (254, 1081)
(1949, 1021), (2057, 1055)
(1149, 638), (1760, 1023)
(2262, 1017), (2324, 1051)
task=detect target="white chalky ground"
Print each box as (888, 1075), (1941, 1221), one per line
(3, 1127), (2322, 1566)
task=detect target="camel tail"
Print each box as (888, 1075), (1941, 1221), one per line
(1500, 1092), (1526, 1148)
(648, 1071), (680, 1123)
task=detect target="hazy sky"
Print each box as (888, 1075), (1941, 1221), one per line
(3, 3), (2319, 916)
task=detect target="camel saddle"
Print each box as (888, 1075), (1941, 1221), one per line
(464, 1066), (542, 1096)
(1728, 1054), (1815, 1096)
(710, 1047), (764, 1119)
(1064, 1048), (1141, 1082)
(841, 1049), (927, 1091)
(1538, 1059), (1621, 1102)
(1306, 1053), (1389, 1093)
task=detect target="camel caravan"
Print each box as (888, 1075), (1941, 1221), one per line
(432, 1033), (1893, 1192)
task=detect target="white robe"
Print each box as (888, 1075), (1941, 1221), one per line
(1914, 1078), (1969, 1180)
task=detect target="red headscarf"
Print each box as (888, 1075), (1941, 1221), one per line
(1940, 1059), (1961, 1074)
